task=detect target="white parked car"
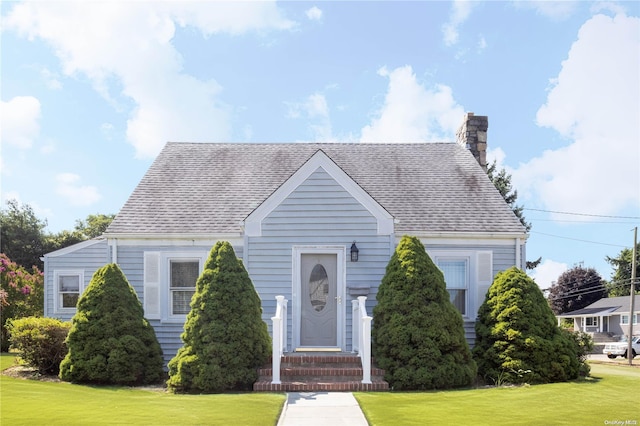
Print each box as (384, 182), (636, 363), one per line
(603, 335), (640, 359)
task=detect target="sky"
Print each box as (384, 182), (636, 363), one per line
(1, 1), (639, 290)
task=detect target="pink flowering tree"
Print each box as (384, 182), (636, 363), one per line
(1, 253), (44, 351)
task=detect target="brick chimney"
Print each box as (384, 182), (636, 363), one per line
(456, 112), (488, 171)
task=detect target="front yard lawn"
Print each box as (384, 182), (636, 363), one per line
(355, 363), (640, 425)
(0, 353), (285, 426)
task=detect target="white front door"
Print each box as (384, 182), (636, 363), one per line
(294, 247), (345, 349)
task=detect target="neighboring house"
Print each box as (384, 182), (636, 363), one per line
(43, 113), (528, 365)
(557, 295), (640, 336)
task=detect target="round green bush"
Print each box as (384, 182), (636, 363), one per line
(372, 235), (476, 390)
(473, 266), (585, 384)
(167, 241), (271, 393)
(58, 263), (164, 385)
(8, 316), (71, 375)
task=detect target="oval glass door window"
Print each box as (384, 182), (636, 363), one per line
(309, 264), (329, 312)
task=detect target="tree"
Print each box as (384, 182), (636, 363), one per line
(486, 161), (540, 269)
(0, 200), (48, 270)
(473, 267), (586, 384)
(548, 266), (607, 315)
(59, 263), (164, 385)
(167, 241), (271, 393)
(74, 214), (116, 239)
(605, 244), (640, 297)
(0, 254), (44, 351)
(371, 235), (476, 390)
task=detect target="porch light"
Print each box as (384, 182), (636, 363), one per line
(350, 242), (359, 262)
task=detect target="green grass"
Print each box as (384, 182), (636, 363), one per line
(0, 354), (285, 426)
(355, 363), (640, 425)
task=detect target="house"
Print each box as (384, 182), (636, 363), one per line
(557, 295), (640, 336)
(43, 113), (528, 366)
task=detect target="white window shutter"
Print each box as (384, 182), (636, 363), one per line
(476, 251), (493, 304)
(144, 252), (161, 319)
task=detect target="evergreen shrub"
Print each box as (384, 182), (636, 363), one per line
(59, 263), (164, 385)
(372, 235), (476, 390)
(167, 241), (271, 393)
(473, 266), (586, 384)
(7, 316), (71, 374)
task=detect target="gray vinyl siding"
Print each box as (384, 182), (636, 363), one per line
(44, 239), (110, 319)
(247, 169), (393, 352)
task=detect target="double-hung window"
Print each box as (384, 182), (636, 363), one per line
(169, 260), (199, 316)
(55, 270), (84, 311)
(585, 317), (598, 327)
(437, 258), (468, 316)
(621, 314), (638, 325)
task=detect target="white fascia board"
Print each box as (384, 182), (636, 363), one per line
(409, 232), (529, 246)
(43, 238), (106, 258)
(105, 234), (244, 247)
(244, 149), (394, 237)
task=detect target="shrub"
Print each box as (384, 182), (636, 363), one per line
(7, 316), (71, 374)
(372, 235), (476, 390)
(59, 263), (164, 385)
(1, 254), (44, 352)
(167, 241), (271, 393)
(473, 267), (585, 384)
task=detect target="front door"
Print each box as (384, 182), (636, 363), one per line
(300, 253), (338, 347)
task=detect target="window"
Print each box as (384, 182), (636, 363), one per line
(585, 317), (598, 327)
(170, 260), (199, 315)
(621, 314), (638, 325)
(437, 259), (468, 316)
(55, 271), (83, 310)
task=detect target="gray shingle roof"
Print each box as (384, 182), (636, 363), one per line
(558, 295), (640, 317)
(106, 142), (527, 236)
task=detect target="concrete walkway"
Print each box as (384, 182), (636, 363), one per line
(277, 392), (369, 426)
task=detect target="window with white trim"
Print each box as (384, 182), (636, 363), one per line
(169, 260), (199, 316)
(55, 271), (84, 310)
(585, 317), (598, 327)
(621, 314), (638, 325)
(437, 258), (468, 316)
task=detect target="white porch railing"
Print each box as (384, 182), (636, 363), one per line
(352, 296), (372, 384)
(271, 295), (288, 384)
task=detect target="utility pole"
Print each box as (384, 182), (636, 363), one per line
(628, 227), (637, 365)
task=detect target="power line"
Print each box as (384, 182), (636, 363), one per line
(530, 231), (628, 248)
(524, 208), (640, 220)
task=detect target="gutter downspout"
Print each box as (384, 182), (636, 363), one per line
(515, 237), (521, 269)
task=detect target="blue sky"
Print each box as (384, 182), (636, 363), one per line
(2, 1), (639, 289)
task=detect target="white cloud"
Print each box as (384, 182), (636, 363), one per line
(512, 0), (578, 20)
(306, 6), (323, 21)
(442, 0), (474, 46)
(287, 92), (334, 141)
(360, 66), (465, 142)
(513, 13), (640, 217)
(40, 67), (62, 90)
(55, 173), (101, 206)
(3, 1), (294, 158)
(0, 96), (41, 149)
(530, 259), (568, 290)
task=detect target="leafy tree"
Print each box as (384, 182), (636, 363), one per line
(167, 241), (271, 393)
(605, 244), (640, 297)
(0, 200), (48, 270)
(74, 214), (116, 239)
(372, 235), (476, 390)
(0, 254), (44, 351)
(44, 230), (85, 254)
(486, 161), (540, 269)
(473, 267), (586, 385)
(548, 266), (607, 315)
(59, 263), (164, 385)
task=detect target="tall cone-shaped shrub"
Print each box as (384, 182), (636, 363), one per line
(473, 267), (584, 384)
(372, 235), (476, 390)
(167, 241), (271, 393)
(59, 263), (163, 385)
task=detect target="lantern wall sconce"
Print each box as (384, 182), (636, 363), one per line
(350, 241), (359, 262)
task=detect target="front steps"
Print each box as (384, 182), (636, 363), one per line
(254, 353), (389, 392)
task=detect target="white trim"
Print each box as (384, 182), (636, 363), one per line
(44, 239), (105, 258)
(106, 236), (244, 246)
(292, 245), (346, 350)
(407, 233), (528, 246)
(160, 251), (208, 322)
(53, 269), (85, 313)
(244, 150), (394, 237)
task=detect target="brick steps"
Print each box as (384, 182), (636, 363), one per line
(254, 353), (389, 392)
